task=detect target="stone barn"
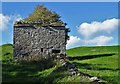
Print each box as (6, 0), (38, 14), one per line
(13, 21), (70, 61)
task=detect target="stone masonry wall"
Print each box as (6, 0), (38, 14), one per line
(13, 26), (67, 61)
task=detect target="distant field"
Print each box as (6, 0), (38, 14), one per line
(66, 46), (118, 56)
(1, 44), (119, 83)
(66, 46), (119, 84)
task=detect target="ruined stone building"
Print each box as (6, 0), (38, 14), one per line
(13, 21), (70, 61)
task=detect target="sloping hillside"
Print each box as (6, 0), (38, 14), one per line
(66, 46), (119, 84)
(1, 44), (90, 83)
(66, 46), (118, 57)
(0, 44), (13, 62)
(1, 44), (119, 83)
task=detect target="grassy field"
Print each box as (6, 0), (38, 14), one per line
(1, 44), (88, 83)
(1, 44), (119, 83)
(66, 46), (119, 84)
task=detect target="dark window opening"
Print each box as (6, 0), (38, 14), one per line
(50, 46), (53, 48)
(41, 48), (43, 52)
(49, 31), (52, 34)
(52, 49), (60, 53)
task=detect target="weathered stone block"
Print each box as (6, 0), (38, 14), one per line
(14, 23), (69, 61)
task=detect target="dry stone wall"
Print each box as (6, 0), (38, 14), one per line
(14, 26), (68, 61)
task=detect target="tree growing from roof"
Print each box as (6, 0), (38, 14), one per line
(24, 5), (65, 27)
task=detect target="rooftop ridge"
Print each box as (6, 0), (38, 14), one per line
(14, 20), (66, 28)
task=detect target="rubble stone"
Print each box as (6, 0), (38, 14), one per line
(13, 22), (69, 61)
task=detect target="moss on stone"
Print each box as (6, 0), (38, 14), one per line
(23, 5), (65, 27)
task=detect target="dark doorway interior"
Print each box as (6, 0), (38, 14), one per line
(52, 49), (60, 53)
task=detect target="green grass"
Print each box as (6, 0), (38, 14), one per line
(1, 44), (91, 83)
(66, 46), (119, 84)
(0, 44), (13, 62)
(1, 44), (119, 83)
(66, 46), (118, 57)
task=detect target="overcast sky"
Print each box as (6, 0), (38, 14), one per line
(1, 2), (118, 49)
